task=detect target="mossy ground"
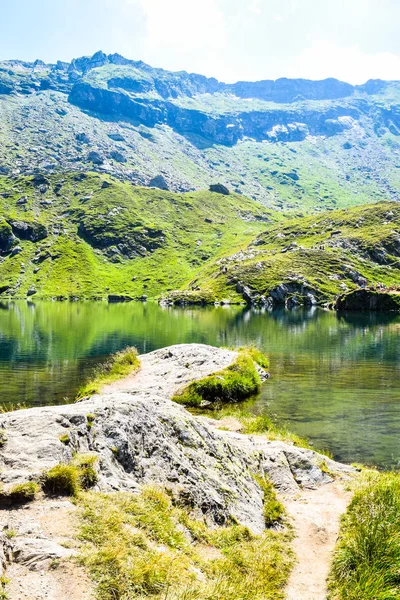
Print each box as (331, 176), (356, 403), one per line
(78, 485), (292, 600)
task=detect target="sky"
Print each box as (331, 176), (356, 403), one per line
(1, 0), (400, 84)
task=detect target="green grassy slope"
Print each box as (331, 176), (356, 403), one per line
(165, 202), (400, 306)
(0, 173), (276, 299)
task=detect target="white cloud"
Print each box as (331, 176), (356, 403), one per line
(290, 40), (400, 83)
(137, 0), (227, 71)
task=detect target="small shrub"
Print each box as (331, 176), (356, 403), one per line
(59, 433), (70, 445)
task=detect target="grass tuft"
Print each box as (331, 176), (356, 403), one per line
(43, 464), (81, 497)
(59, 433), (70, 445)
(76, 347), (140, 399)
(254, 476), (285, 527)
(42, 454), (99, 497)
(0, 481), (40, 505)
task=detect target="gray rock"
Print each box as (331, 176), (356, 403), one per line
(11, 537), (76, 570)
(148, 175), (169, 190)
(0, 344), (354, 533)
(109, 150), (127, 163)
(209, 183), (230, 195)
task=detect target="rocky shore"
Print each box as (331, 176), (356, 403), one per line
(0, 344), (355, 599)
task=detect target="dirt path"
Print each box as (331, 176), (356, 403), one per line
(284, 481), (351, 600)
(2, 498), (95, 600)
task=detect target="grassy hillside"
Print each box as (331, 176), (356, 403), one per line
(0, 173), (275, 299)
(165, 202), (400, 306)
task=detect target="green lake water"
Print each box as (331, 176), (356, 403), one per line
(0, 301), (399, 468)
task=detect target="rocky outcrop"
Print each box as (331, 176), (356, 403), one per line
(209, 183), (230, 195)
(8, 220), (47, 243)
(0, 344), (354, 533)
(335, 289), (400, 311)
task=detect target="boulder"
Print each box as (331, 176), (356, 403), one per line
(0, 219), (15, 252)
(107, 294), (133, 302)
(87, 151), (104, 165)
(9, 220), (48, 242)
(75, 132), (90, 144)
(109, 150), (127, 163)
(11, 537), (76, 570)
(148, 175), (169, 190)
(209, 183), (230, 195)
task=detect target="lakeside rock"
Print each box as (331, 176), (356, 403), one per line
(0, 344), (354, 533)
(335, 289), (400, 311)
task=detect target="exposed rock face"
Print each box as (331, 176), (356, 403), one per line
(335, 289), (400, 311)
(0, 344), (354, 533)
(0, 219), (15, 252)
(9, 220), (48, 242)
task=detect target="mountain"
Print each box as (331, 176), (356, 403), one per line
(1, 51), (400, 211)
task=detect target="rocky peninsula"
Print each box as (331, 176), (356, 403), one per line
(0, 344), (355, 600)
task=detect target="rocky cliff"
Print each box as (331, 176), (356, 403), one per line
(1, 52), (400, 208)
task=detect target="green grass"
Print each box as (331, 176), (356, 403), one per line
(0, 481), (40, 505)
(78, 485), (293, 600)
(254, 476), (285, 527)
(76, 346), (140, 398)
(0, 173), (274, 300)
(216, 407), (314, 447)
(329, 471), (400, 599)
(172, 349), (265, 408)
(42, 454), (98, 497)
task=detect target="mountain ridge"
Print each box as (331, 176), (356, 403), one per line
(1, 50), (400, 210)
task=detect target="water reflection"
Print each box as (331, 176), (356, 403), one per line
(0, 301), (399, 467)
